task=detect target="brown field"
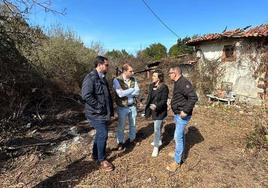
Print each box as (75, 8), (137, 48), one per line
(1, 104), (267, 188)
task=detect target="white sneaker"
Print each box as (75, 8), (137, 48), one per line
(151, 140), (162, 146)
(151, 147), (159, 157)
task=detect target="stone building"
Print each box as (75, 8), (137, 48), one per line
(187, 24), (268, 105)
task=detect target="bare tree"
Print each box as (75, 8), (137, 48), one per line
(0, 0), (66, 17)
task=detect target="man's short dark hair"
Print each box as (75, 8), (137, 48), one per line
(94, 56), (108, 67)
(153, 70), (164, 82)
(169, 65), (182, 75)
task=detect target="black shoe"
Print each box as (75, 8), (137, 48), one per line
(117, 143), (124, 151)
(124, 139), (132, 147)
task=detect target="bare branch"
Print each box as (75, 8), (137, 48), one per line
(2, 0), (17, 15)
(1, 0), (66, 16)
(32, 0), (66, 15)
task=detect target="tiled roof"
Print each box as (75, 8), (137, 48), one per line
(186, 24), (268, 45)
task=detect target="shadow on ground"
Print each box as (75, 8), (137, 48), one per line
(161, 123), (204, 161)
(109, 122), (154, 161)
(33, 156), (98, 188)
(184, 126), (204, 160)
(161, 122), (175, 149)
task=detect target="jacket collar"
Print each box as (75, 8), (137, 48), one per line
(92, 69), (106, 83)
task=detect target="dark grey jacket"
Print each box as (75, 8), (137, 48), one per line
(171, 76), (198, 116)
(81, 69), (113, 121)
(145, 83), (169, 120)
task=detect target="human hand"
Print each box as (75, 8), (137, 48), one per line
(180, 111), (187, 118)
(149, 104), (157, 111)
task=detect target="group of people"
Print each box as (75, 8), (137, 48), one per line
(81, 56), (198, 172)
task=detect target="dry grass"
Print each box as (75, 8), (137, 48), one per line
(1, 105), (267, 188)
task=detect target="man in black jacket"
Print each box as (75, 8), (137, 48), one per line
(81, 56), (114, 172)
(166, 65), (198, 172)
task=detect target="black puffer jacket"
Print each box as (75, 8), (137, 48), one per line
(171, 76), (198, 116)
(81, 69), (113, 121)
(145, 83), (169, 120)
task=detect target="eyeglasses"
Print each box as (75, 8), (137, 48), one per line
(168, 72), (175, 75)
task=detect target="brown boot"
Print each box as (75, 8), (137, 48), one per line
(100, 160), (115, 172)
(166, 161), (181, 172)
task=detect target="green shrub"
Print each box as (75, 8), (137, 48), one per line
(37, 27), (97, 92)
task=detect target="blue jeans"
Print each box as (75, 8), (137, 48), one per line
(174, 114), (191, 164)
(153, 120), (163, 147)
(87, 118), (108, 162)
(117, 106), (137, 143)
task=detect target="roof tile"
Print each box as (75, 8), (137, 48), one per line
(186, 24), (268, 45)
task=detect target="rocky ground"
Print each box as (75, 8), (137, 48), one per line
(0, 104), (267, 188)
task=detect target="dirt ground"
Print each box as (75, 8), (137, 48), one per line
(0, 105), (267, 188)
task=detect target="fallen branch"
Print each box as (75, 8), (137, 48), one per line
(36, 103), (43, 121)
(6, 142), (55, 150)
(186, 151), (201, 172)
(59, 179), (78, 183)
(62, 96), (81, 104)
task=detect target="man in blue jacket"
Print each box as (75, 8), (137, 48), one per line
(81, 56), (114, 172)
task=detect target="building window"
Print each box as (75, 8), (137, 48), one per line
(222, 45), (235, 61)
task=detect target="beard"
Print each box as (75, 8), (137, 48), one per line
(103, 69), (108, 74)
(153, 80), (159, 85)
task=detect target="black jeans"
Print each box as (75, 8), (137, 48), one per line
(88, 118), (108, 162)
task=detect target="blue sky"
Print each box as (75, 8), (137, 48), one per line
(28, 0), (268, 54)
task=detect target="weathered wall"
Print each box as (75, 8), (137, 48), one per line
(196, 39), (265, 105)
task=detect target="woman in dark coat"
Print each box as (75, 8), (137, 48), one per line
(145, 70), (169, 157)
